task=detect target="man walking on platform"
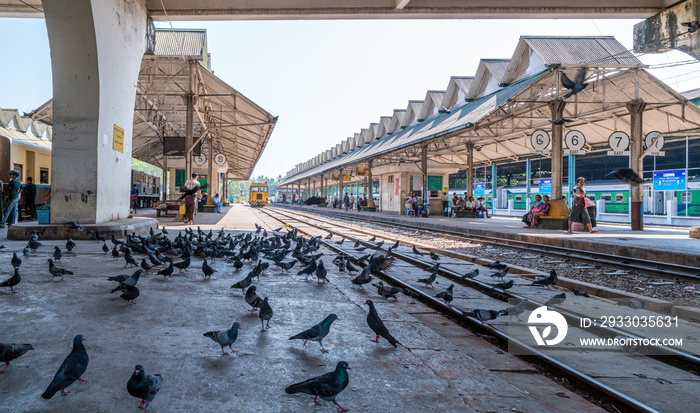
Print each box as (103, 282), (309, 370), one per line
(2, 170), (21, 227)
(24, 177), (36, 220)
(343, 192), (350, 211)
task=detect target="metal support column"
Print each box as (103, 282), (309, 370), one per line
(421, 146), (428, 215)
(491, 163), (497, 215)
(525, 158), (531, 211)
(628, 100), (647, 230)
(162, 155), (168, 201)
(466, 142), (474, 198)
(567, 154), (576, 208)
(548, 100), (566, 201)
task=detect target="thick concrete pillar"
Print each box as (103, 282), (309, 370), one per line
(338, 169), (344, 206)
(185, 63), (195, 180)
(205, 137), (214, 206)
(549, 100), (566, 201)
(466, 142), (474, 198)
(168, 167), (176, 200)
(44, 0), (148, 223)
(628, 100), (647, 231)
(634, 0), (700, 60)
(367, 160), (375, 208)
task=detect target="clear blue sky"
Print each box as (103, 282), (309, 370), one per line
(0, 17), (698, 179)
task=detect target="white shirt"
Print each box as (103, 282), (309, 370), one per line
(184, 178), (199, 190)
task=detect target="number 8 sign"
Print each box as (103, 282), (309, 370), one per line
(531, 129), (550, 153)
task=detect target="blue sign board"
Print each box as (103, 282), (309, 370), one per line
(653, 169), (686, 191)
(474, 183), (485, 195)
(538, 178), (551, 193)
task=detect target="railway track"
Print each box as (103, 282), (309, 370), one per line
(252, 206), (700, 413)
(271, 205), (700, 283)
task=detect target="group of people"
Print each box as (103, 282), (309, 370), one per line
(331, 193), (369, 211)
(521, 177), (598, 233)
(449, 192), (491, 218)
(522, 194), (551, 227)
(176, 172), (223, 225)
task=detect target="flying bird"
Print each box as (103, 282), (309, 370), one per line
(561, 67), (588, 98)
(549, 118), (574, 125)
(285, 361), (350, 412)
(606, 168), (644, 184)
(127, 365), (162, 413)
(41, 335), (89, 399)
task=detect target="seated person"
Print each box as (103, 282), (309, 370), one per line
(465, 196), (476, 212)
(410, 193), (420, 216)
(212, 193), (222, 213)
(198, 192), (208, 210)
(476, 197), (491, 218)
(454, 196), (466, 212)
(450, 193), (460, 215)
(527, 195), (550, 227)
(522, 195), (543, 227)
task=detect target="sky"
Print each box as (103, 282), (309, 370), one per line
(0, 17), (698, 179)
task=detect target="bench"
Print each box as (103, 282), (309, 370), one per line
(454, 210), (476, 218)
(154, 200), (181, 217)
(534, 199), (569, 230)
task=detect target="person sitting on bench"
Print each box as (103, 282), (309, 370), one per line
(525, 195), (550, 227)
(465, 195), (476, 212)
(476, 197), (491, 218)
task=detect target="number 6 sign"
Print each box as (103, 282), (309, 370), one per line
(531, 129), (550, 153)
(564, 130), (586, 155)
(607, 131), (630, 156)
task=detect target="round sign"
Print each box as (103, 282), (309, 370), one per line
(564, 130), (585, 151)
(193, 154), (207, 167)
(531, 129), (550, 151)
(214, 153), (227, 166)
(608, 131), (630, 152)
(645, 131), (664, 152)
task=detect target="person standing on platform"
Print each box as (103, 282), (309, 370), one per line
(349, 194), (355, 211)
(213, 193), (222, 213)
(2, 170), (21, 227)
(181, 172), (201, 225)
(567, 177), (598, 234)
(24, 177), (36, 220)
(130, 184), (139, 214)
(343, 192), (350, 211)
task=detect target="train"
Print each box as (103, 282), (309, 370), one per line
(249, 182), (269, 207)
(131, 170), (162, 209)
(451, 178), (700, 216)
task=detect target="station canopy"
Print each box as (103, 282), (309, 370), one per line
(30, 29), (277, 180)
(283, 36), (700, 186)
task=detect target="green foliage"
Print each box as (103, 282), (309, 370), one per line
(131, 158), (163, 179)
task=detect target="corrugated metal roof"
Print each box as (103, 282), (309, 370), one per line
(482, 59), (510, 85)
(154, 29), (206, 58)
(684, 87), (700, 102)
(0, 126), (52, 151)
(523, 36), (641, 66)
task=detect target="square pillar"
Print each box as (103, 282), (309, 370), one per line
(548, 100), (566, 201)
(628, 100), (647, 230)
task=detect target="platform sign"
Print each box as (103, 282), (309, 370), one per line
(607, 131), (630, 156)
(645, 131), (666, 156)
(531, 129), (550, 154)
(564, 130), (586, 155)
(474, 183), (485, 195)
(538, 178), (551, 194)
(113, 124), (124, 152)
(653, 169), (686, 191)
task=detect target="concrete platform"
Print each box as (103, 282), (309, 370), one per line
(275, 204), (700, 268)
(0, 205), (601, 413)
(6, 217), (159, 241)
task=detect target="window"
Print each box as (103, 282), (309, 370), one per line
(40, 168), (49, 184)
(682, 192), (692, 204)
(515, 195), (522, 202)
(601, 193), (612, 202)
(615, 193), (624, 202)
(260, 186), (268, 193)
(388, 175), (394, 183)
(586, 195), (595, 201)
(250, 186), (259, 192)
(13, 164), (22, 181)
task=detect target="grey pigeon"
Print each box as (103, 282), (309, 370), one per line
(285, 361), (350, 412)
(389, 240), (400, 250)
(490, 267), (509, 280)
(335, 256), (347, 272)
(111, 245), (120, 259)
(0, 342), (34, 373)
(365, 300), (408, 349)
(471, 309), (500, 324)
(429, 251), (440, 261)
(617, 300), (644, 309)
(41, 335), (89, 399)
(569, 288), (590, 297)
(297, 260), (317, 280)
(173, 257), (190, 272)
(544, 293), (566, 308)
(486, 260), (507, 270)
(462, 269), (479, 279)
(374, 281), (402, 300)
(424, 262), (440, 273)
(127, 364), (162, 413)
(288, 314), (338, 353)
(63, 221), (85, 232)
(351, 266), (372, 289)
(53, 246), (62, 262)
(417, 272), (437, 288)
(0, 268), (21, 293)
(48, 259), (73, 280)
(259, 297), (273, 332)
(412, 246), (424, 256)
(110, 269), (142, 293)
(435, 284), (454, 305)
(245, 285), (263, 311)
(119, 284), (140, 305)
(140, 259), (153, 274)
(373, 241), (384, 250)
(157, 262), (174, 278)
(345, 260), (358, 273)
(124, 250), (139, 267)
(66, 236), (76, 252)
(202, 259), (215, 279)
(230, 272), (254, 293)
(499, 299), (529, 321)
(324, 232), (333, 240)
(101, 243), (109, 254)
(492, 279), (514, 292)
(531, 270), (557, 287)
(561, 67), (588, 98)
(22, 245), (31, 257)
(315, 260), (328, 283)
(368, 235), (376, 242)
(11, 252), (21, 269)
(203, 322), (241, 355)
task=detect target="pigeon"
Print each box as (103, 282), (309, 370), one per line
(355, 246), (367, 252)
(230, 272), (254, 293)
(549, 118), (574, 125)
(544, 293), (566, 308)
(41, 335), (89, 399)
(389, 240), (400, 250)
(22, 245), (31, 257)
(492, 279), (514, 292)
(462, 269), (479, 279)
(297, 260), (317, 280)
(111, 245), (120, 259)
(569, 288), (590, 297)
(202, 259), (215, 279)
(324, 233), (333, 240)
(374, 281), (402, 300)
(92, 230), (106, 242)
(101, 243), (109, 254)
(424, 262), (440, 273)
(140, 259), (154, 274)
(335, 256), (347, 273)
(276, 259), (297, 272)
(28, 240), (42, 250)
(285, 361), (350, 412)
(48, 259), (73, 280)
(109, 270), (142, 293)
(148, 254), (162, 267)
(365, 300), (407, 349)
(11, 252), (21, 269)
(471, 309), (500, 324)
(66, 237), (76, 252)
(617, 300), (644, 309)
(245, 285), (263, 311)
(63, 221), (86, 232)
(0, 342), (34, 373)
(499, 298), (529, 321)
(119, 284), (140, 305)
(157, 262), (174, 278)
(29, 230), (39, 242)
(288, 314), (338, 353)
(203, 322), (241, 355)
(490, 267), (509, 280)
(412, 246), (424, 256)
(486, 260), (507, 270)
(315, 260), (328, 283)
(335, 239), (345, 245)
(0, 268), (21, 293)
(124, 250), (139, 268)
(607, 168), (644, 184)
(259, 297), (273, 332)
(345, 260), (358, 273)
(682, 21), (699, 33)
(435, 284), (454, 306)
(373, 241), (384, 250)
(353, 240), (360, 248)
(417, 272), (437, 288)
(429, 251), (440, 261)
(561, 67), (588, 98)
(351, 267), (372, 289)
(531, 270), (558, 287)
(53, 246), (62, 262)
(232, 257), (244, 270)
(173, 257), (190, 272)
(368, 235), (377, 242)
(127, 365), (162, 413)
